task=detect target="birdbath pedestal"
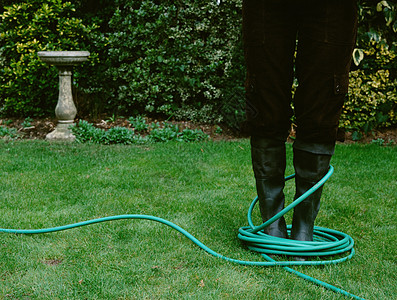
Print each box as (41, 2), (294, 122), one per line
(38, 51), (90, 141)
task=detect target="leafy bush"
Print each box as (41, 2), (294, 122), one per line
(342, 68), (397, 133)
(354, 1), (396, 68)
(341, 40), (397, 132)
(106, 0), (244, 123)
(0, 0), (98, 117)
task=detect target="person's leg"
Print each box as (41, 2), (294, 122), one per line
(243, 0), (297, 237)
(294, 0), (358, 144)
(243, 0), (296, 139)
(291, 0), (358, 242)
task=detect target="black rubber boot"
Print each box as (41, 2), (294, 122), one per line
(291, 148), (332, 242)
(251, 137), (288, 238)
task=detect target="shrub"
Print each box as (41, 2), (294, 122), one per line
(342, 68), (397, 133)
(341, 39), (397, 132)
(0, 0), (98, 117)
(106, 0), (244, 124)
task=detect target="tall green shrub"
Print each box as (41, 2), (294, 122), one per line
(106, 0), (244, 125)
(0, 0), (97, 117)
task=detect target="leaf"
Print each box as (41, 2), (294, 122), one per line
(377, 1), (392, 12)
(352, 48), (365, 66)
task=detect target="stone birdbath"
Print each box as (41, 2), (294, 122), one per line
(37, 51), (90, 141)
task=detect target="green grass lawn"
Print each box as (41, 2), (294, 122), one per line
(0, 140), (396, 299)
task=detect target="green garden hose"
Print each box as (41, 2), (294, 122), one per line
(0, 165), (365, 300)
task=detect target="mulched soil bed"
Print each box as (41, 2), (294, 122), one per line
(1, 117), (396, 145)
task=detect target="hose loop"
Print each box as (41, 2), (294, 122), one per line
(239, 166), (355, 262)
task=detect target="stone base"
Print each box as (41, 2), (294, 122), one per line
(46, 122), (75, 141)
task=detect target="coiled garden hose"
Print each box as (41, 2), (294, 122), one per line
(0, 165), (365, 299)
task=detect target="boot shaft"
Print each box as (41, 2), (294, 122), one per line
(291, 147), (332, 241)
(251, 137), (288, 238)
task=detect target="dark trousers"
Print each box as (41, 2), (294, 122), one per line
(243, 0), (358, 144)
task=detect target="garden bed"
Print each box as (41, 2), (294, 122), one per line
(1, 117), (396, 145)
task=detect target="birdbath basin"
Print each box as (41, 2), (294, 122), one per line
(38, 51), (90, 66)
(38, 51), (90, 141)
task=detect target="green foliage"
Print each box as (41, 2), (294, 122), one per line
(102, 126), (140, 145)
(357, 1), (396, 50)
(371, 138), (385, 146)
(149, 124), (180, 143)
(106, 0), (244, 123)
(21, 117), (33, 128)
(341, 67), (397, 133)
(70, 120), (104, 144)
(71, 120), (208, 145)
(341, 1), (397, 132)
(0, 0), (396, 133)
(354, 1), (396, 66)
(179, 128), (209, 143)
(148, 122), (208, 143)
(0, 125), (18, 138)
(215, 125), (223, 134)
(351, 131), (363, 141)
(0, 0), (98, 117)
(71, 120), (143, 145)
(128, 115), (149, 132)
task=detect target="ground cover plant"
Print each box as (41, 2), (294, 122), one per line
(0, 140), (395, 299)
(70, 119), (209, 144)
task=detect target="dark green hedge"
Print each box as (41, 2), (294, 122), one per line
(0, 0), (396, 133)
(104, 0), (244, 126)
